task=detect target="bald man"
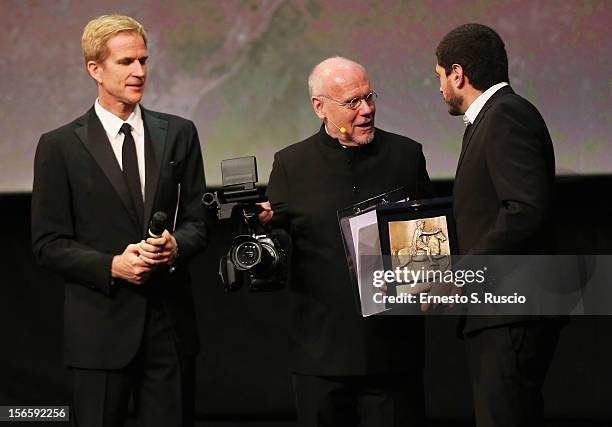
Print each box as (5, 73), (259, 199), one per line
(263, 57), (432, 427)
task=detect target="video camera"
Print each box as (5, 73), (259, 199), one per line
(203, 157), (288, 292)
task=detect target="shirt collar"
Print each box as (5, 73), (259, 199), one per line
(94, 99), (143, 137)
(324, 124), (348, 149)
(319, 123), (376, 152)
(463, 82), (508, 125)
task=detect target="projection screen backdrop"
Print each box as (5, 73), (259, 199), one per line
(0, 0), (610, 192)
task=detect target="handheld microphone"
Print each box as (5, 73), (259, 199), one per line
(148, 211), (169, 238)
(327, 118), (348, 135)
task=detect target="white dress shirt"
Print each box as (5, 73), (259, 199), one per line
(463, 82), (509, 125)
(94, 100), (146, 197)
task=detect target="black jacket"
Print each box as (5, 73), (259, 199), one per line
(31, 106), (207, 369)
(267, 125), (432, 375)
(453, 86), (556, 333)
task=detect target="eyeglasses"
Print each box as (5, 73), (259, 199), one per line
(317, 90), (378, 110)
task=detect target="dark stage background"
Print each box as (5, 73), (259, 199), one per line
(2, 177), (612, 426)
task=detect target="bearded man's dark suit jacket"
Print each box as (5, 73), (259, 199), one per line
(31, 106), (206, 370)
(453, 85), (561, 426)
(454, 85), (556, 331)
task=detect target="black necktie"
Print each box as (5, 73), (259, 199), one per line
(120, 123), (144, 225)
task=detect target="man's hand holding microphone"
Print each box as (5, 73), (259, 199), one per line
(111, 212), (178, 285)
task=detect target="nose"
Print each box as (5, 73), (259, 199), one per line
(132, 60), (146, 77)
(358, 98), (374, 115)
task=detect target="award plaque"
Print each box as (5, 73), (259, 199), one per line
(376, 198), (456, 299)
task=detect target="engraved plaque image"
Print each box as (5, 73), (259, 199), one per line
(388, 216), (451, 286)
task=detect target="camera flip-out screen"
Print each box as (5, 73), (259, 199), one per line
(221, 156), (258, 188)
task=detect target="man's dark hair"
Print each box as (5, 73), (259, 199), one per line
(436, 23), (509, 91)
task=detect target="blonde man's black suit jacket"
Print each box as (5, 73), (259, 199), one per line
(32, 106), (207, 369)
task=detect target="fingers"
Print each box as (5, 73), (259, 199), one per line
(446, 285), (463, 309)
(258, 210), (273, 224)
(144, 230), (175, 251)
(145, 236), (167, 247)
(122, 245), (150, 268)
(117, 235), (178, 284)
(129, 267), (152, 285)
(122, 249), (152, 284)
(140, 240), (163, 253)
(402, 282), (431, 295)
(420, 283), (462, 312)
(258, 210), (273, 223)
(139, 248), (172, 265)
(257, 202), (274, 224)
(416, 284), (434, 312)
(413, 282), (432, 294)
(140, 253), (171, 265)
(112, 249), (152, 286)
(126, 243), (141, 254)
(139, 238), (174, 265)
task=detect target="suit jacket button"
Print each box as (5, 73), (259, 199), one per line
(352, 185), (359, 193)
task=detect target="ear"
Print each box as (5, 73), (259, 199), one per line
(451, 64), (466, 89)
(86, 60), (103, 84)
(311, 96), (326, 120)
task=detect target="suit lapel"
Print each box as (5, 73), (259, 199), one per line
(141, 108), (167, 230)
(455, 86), (515, 174)
(74, 109), (141, 230)
(456, 123), (475, 171)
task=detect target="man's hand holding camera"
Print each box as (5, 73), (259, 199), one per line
(257, 201), (273, 224)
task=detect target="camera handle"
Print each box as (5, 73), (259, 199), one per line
(240, 203), (269, 237)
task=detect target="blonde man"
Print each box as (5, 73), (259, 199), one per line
(32, 15), (206, 427)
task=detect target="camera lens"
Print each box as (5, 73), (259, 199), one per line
(232, 241), (262, 270)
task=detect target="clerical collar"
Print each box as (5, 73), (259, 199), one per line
(321, 123), (374, 150)
(324, 124), (347, 149)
